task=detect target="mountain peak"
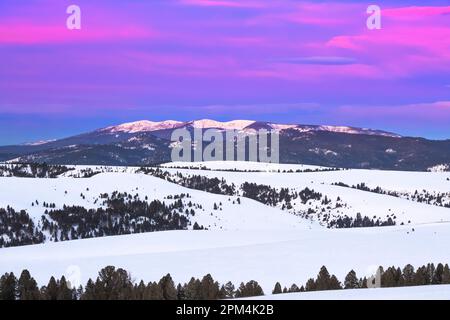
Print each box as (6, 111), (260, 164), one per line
(190, 119), (255, 130)
(102, 120), (184, 133)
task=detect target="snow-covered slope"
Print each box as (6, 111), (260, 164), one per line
(161, 162), (450, 226)
(161, 161), (326, 172)
(244, 285), (450, 300)
(98, 119), (400, 137)
(0, 172), (310, 231)
(102, 120), (184, 133)
(189, 119), (255, 130)
(0, 162), (449, 298)
(1, 223), (449, 293)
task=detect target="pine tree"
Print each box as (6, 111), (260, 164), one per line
(305, 278), (316, 291)
(316, 266), (332, 290)
(177, 283), (186, 300)
(81, 279), (96, 300)
(442, 264), (450, 284)
(200, 274), (220, 300)
(57, 276), (74, 300)
(235, 281), (264, 298)
(17, 270), (40, 300)
(433, 263), (444, 284)
(329, 275), (341, 290)
(184, 278), (202, 300)
(145, 282), (164, 300)
(0, 272), (17, 300)
(221, 281), (235, 299)
(344, 270), (359, 289)
(414, 266), (428, 286)
(272, 282), (282, 294)
(158, 274), (177, 300)
(288, 284), (300, 293)
(402, 264), (415, 286)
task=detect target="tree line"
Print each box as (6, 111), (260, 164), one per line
(1, 262), (449, 300)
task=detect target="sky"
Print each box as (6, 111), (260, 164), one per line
(0, 0), (449, 145)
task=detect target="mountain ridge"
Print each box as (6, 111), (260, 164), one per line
(0, 119), (449, 171)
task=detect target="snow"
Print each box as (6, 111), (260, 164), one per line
(161, 163), (450, 226)
(313, 125), (401, 138)
(0, 161), (449, 299)
(0, 223), (449, 293)
(103, 120), (184, 133)
(161, 161), (326, 172)
(96, 119), (402, 137)
(190, 119), (255, 130)
(0, 172), (310, 231)
(245, 285), (450, 300)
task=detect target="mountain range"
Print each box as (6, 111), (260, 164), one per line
(1, 119), (449, 171)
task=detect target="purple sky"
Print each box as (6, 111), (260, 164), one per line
(1, 0), (450, 144)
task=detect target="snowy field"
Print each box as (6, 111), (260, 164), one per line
(244, 285), (450, 300)
(0, 224), (449, 294)
(0, 161), (449, 299)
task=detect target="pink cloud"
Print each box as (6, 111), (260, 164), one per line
(178, 0), (265, 8)
(383, 6), (450, 20)
(0, 20), (158, 44)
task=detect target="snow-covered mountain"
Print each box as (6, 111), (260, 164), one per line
(0, 119), (449, 170)
(102, 120), (185, 133)
(99, 119), (401, 137)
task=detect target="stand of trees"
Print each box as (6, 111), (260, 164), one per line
(1, 262), (449, 300)
(0, 266), (264, 300)
(138, 167), (237, 196)
(329, 212), (396, 228)
(0, 207), (45, 247)
(40, 192), (197, 242)
(333, 182), (450, 208)
(241, 182), (322, 208)
(0, 163), (72, 178)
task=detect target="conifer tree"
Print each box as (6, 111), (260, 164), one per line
(402, 264), (415, 286)
(272, 282), (282, 294)
(442, 264), (450, 284)
(158, 274), (177, 300)
(200, 274), (220, 300)
(344, 270), (359, 289)
(17, 270), (40, 300)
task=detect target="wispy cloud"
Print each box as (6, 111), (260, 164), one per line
(273, 56), (357, 66)
(178, 0), (265, 8)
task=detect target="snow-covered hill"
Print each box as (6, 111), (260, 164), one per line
(0, 161), (449, 299)
(1, 224), (449, 294)
(243, 284), (450, 300)
(0, 172), (310, 231)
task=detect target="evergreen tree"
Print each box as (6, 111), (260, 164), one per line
(272, 282), (282, 294)
(344, 270), (359, 289)
(402, 264), (415, 286)
(145, 282), (164, 300)
(433, 263), (444, 284)
(17, 270), (40, 300)
(0, 272), (17, 300)
(235, 281), (264, 298)
(44, 276), (59, 300)
(200, 274), (220, 300)
(414, 266), (428, 286)
(316, 266), (332, 290)
(57, 276), (74, 300)
(329, 275), (341, 290)
(305, 278), (316, 291)
(221, 281), (235, 299)
(442, 264), (450, 284)
(81, 279), (96, 300)
(184, 278), (202, 300)
(158, 274), (177, 300)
